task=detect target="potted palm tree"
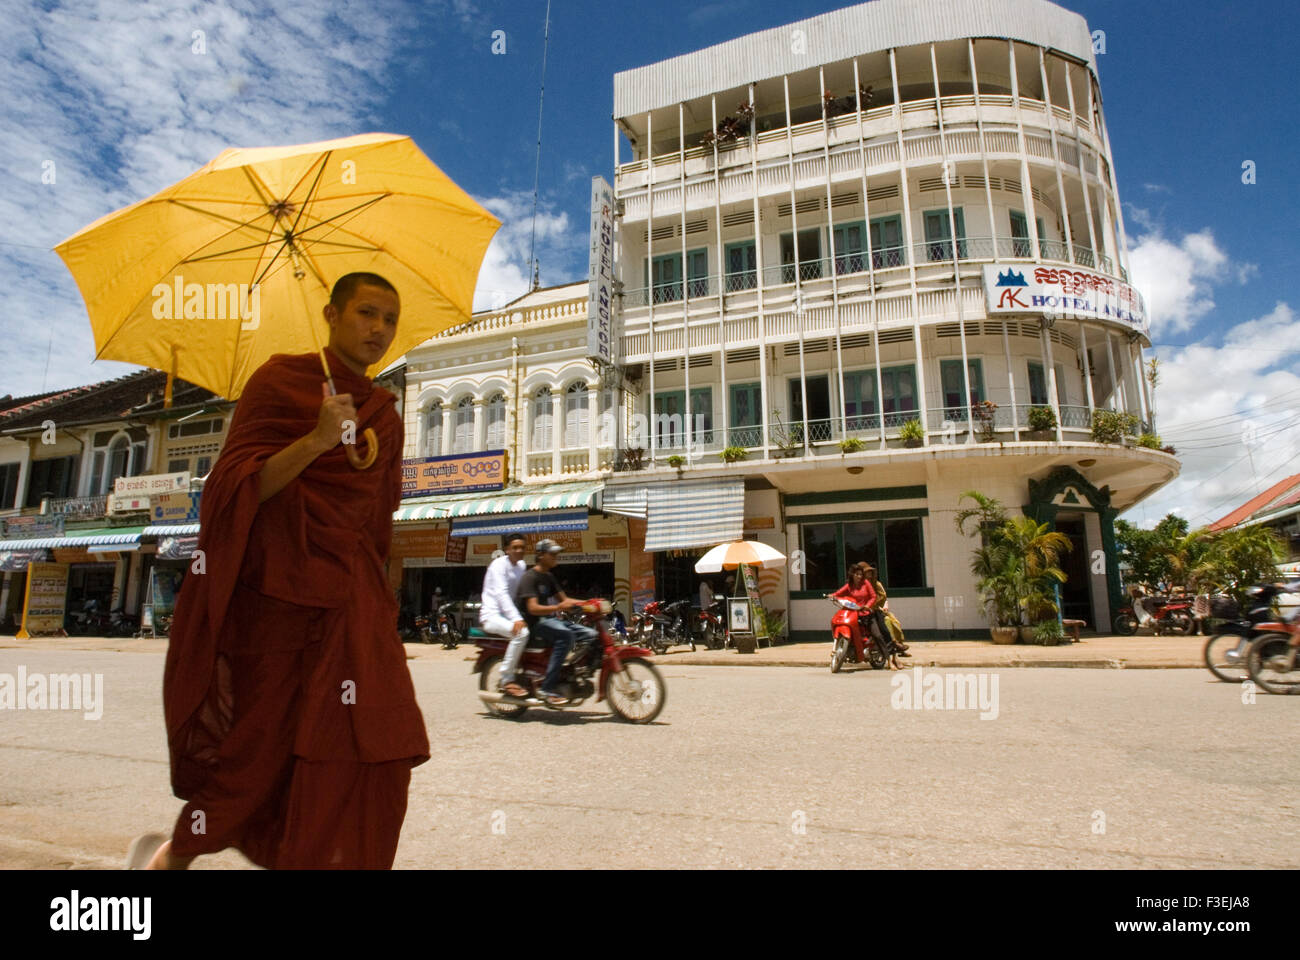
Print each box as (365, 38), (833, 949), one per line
(899, 418), (924, 448)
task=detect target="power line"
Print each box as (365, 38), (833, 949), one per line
(1185, 448), (1300, 525)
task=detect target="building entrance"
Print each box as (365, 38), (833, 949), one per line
(1055, 515), (1093, 626)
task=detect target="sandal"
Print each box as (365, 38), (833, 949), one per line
(502, 682), (529, 698)
(125, 832), (168, 870)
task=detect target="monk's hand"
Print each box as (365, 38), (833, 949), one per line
(310, 383), (358, 453)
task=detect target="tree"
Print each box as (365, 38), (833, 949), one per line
(1191, 526), (1285, 605)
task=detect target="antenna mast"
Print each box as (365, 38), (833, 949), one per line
(527, 0), (552, 292)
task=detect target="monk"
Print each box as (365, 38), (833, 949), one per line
(129, 272), (429, 870)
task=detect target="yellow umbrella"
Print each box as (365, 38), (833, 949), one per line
(54, 133), (501, 466)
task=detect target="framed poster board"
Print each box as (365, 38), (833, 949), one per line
(728, 598), (751, 633)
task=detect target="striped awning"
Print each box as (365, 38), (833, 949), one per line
(0, 528), (145, 551)
(451, 508), (590, 538)
(644, 480), (744, 552)
(393, 482), (602, 523)
(601, 484), (648, 519)
(143, 523), (200, 536)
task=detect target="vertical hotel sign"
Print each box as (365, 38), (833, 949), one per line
(587, 176), (616, 366)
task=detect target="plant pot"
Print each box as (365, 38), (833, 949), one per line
(1024, 429), (1053, 442)
(990, 626), (1018, 645)
(903, 438), (923, 448)
(1017, 626), (1036, 643)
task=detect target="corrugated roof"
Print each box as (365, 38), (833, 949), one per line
(613, 0), (1096, 118)
(1209, 473), (1300, 531)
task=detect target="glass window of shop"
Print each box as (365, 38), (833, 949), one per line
(797, 515), (927, 592)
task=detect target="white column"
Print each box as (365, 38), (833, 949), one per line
(472, 398), (485, 452)
(932, 42), (975, 442)
(1103, 329), (1120, 411)
(1042, 322), (1063, 441)
(588, 380), (600, 472)
(969, 39), (1001, 262)
(1092, 77), (1132, 278)
(1062, 60), (1100, 266)
(711, 92), (727, 451)
(678, 101), (692, 462)
(853, 57), (887, 450)
(440, 406), (453, 457)
(783, 73), (809, 456)
(890, 48), (927, 443)
(1134, 341), (1152, 429)
(748, 82), (770, 459)
(1008, 41), (1043, 259)
(1001, 319), (1020, 440)
(820, 64), (847, 442)
(1078, 321), (1096, 418)
(551, 393), (562, 477)
(1038, 48), (1075, 265)
(646, 110), (656, 464)
(518, 393), (531, 478)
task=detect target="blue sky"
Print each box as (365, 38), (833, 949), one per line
(1, 0), (1297, 526)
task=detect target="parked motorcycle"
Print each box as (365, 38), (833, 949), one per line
(697, 600), (726, 650)
(1202, 584), (1291, 682)
(434, 598), (465, 649)
(1112, 593), (1194, 636)
(633, 598), (695, 654)
(828, 597), (890, 672)
(1246, 618), (1300, 695)
(473, 599), (666, 722)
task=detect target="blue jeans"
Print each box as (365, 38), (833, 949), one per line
(533, 617), (598, 693)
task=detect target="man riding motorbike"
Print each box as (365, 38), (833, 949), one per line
(479, 533), (530, 698)
(514, 539), (596, 706)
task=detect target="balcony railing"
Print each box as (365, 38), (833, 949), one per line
(623, 236), (1113, 306)
(44, 495), (109, 519)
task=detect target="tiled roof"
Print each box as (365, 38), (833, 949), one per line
(1209, 473), (1300, 530)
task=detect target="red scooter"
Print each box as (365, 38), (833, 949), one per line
(829, 597), (891, 672)
(1112, 592), (1194, 635)
(473, 599), (666, 722)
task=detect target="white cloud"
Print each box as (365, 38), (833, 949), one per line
(1130, 301), (1300, 528)
(471, 190), (584, 312)
(0, 0), (476, 397)
(1126, 226), (1252, 336)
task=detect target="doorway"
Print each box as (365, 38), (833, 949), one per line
(1054, 515), (1092, 626)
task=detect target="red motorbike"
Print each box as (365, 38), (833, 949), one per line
(473, 599), (666, 723)
(1112, 593), (1194, 635)
(829, 597), (890, 672)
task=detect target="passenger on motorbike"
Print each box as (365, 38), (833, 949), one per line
(480, 533), (530, 698)
(863, 564), (910, 656)
(826, 562), (879, 659)
(514, 539), (596, 705)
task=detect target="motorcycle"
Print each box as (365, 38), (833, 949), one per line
(1246, 616), (1300, 695)
(1112, 593), (1194, 636)
(472, 599), (666, 723)
(696, 601), (726, 650)
(1202, 584), (1291, 682)
(633, 598), (694, 655)
(828, 597), (891, 673)
(434, 598), (465, 649)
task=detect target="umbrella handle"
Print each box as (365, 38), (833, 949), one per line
(344, 428), (379, 470)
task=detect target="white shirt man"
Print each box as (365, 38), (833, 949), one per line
(479, 535), (529, 693)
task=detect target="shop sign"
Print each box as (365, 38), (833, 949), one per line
(586, 175), (616, 366)
(114, 472), (191, 496)
(152, 491), (201, 524)
(401, 452), (507, 498)
(445, 537), (467, 563)
(391, 526), (448, 558)
(596, 536), (628, 549)
(743, 517), (775, 531)
(17, 561), (69, 637)
(107, 493), (150, 515)
(2, 515), (65, 538)
(53, 548), (115, 564)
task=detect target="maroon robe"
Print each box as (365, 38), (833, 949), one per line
(163, 346), (429, 869)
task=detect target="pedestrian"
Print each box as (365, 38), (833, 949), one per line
(128, 272), (430, 870)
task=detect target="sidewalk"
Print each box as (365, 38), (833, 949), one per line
(0, 632), (1206, 668)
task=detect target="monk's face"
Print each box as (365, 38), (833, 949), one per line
(325, 283), (400, 373)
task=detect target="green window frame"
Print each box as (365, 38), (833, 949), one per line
(795, 512), (929, 595)
(725, 241), (757, 291)
(924, 207), (967, 261)
(1027, 361), (1067, 406)
(1009, 210), (1045, 259)
(843, 369), (878, 430)
(831, 220), (866, 275)
(940, 358), (985, 420)
(643, 249), (708, 303)
(728, 382), (762, 448)
(870, 215), (905, 268)
(654, 387), (712, 447)
(780, 228), (822, 283)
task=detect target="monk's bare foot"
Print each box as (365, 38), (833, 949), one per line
(146, 839), (194, 870)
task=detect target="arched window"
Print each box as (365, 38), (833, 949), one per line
(484, 394), (506, 449)
(424, 402), (443, 457)
(532, 387), (554, 450)
(452, 396), (475, 454)
(564, 382), (590, 448)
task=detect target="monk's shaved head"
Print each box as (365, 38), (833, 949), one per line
(330, 272), (398, 311)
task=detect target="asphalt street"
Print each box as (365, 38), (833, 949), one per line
(1, 649), (1296, 869)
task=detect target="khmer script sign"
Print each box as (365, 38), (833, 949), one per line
(983, 264), (1147, 333)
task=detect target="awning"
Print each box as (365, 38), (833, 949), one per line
(393, 482), (602, 523)
(451, 508), (589, 538)
(0, 528), (145, 551)
(601, 484), (648, 519)
(89, 543), (141, 554)
(143, 523), (200, 536)
(644, 480), (744, 552)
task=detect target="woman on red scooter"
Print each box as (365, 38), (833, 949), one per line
(827, 562), (878, 662)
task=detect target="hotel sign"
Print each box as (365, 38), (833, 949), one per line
(587, 176), (616, 367)
(983, 264), (1147, 332)
(401, 451), (507, 498)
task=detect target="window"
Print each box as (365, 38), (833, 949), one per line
(653, 390), (686, 449)
(843, 371), (878, 430)
(484, 394), (506, 449)
(780, 228), (822, 283)
(1009, 210), (1044, 258)
(800, 522), (840, 591)
(24, 456), (76, 507)
(564, 382), (590, 448)
(195, 456), (212, 477)
(789, 375), (831, 442)
(870, 215), (905, 268)
(831, 221), (866, 275)
(0, 462), (19, 510)
(687, 249), (708, 298)
(797, 515), (927, 592)
(424, 402), (443, 457)
(940, 358), (985, 419)
(452, 397), (474, 454)
(924, 208), (967, 261)
(690, 387), (713, 444)
(531, 388), (553, 450)
(728, 382), (761, 447)
(167, 458), (189, 475)
(879, 365), (918, 425)
(1027, 361), (1068, 406)
(644, 249), (708, 303)
(725, 241), (757, 291)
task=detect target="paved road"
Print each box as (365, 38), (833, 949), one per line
(1, 649), (1296, 869)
